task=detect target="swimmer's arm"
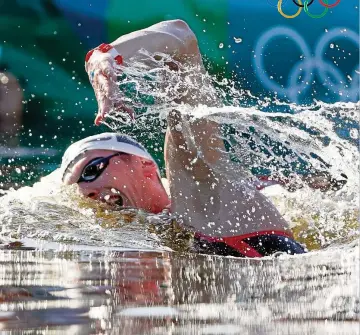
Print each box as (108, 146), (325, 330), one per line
(165, 110), (226, 182)
(91, 19), (225, 174)
(87, 19), (205, 124)
(112, 19), (225, 167)
(110, 20), (203, 67)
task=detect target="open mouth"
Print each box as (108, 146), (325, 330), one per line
(114, 197), (124, 207)
(103, 189), (131, 208)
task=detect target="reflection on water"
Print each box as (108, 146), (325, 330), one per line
(0, 243), (358, 334)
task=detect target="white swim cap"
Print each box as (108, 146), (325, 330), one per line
(61, 132), (158, 181)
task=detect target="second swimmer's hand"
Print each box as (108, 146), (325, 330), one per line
(85, 50), (134, 125)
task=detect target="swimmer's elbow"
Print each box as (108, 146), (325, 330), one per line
(167, 19), (193, 35)
(169, 19), (190, 29)
(166, 19), (199, 56)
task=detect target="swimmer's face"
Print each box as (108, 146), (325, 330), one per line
(62, 149), (170, 213)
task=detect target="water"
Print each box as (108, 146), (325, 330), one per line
(0, 243), (358, 334)
(0, 56), (359, 333)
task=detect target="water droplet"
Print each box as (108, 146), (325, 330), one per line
(350, 128), (358, 139)
(219, 43), (224, 49)
(233, 37), (242, 44)
(0, 75), (9, 84)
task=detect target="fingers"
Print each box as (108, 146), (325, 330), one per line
(87, 52), (136, 125)
(94, 80), (135, 125)
(99, 58), (117, 81)
(92, 72), (108, 125)
(97, 72), (115, 117)
(86, 51), (119, 125)
(113, 102), (135, 121)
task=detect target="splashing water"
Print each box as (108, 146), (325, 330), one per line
(0, 170), (165, 249)
(103, 51), (359, 250)
(0, 51), (358, 252)
(200, 103), (359, 246)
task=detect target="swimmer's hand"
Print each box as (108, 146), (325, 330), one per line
(256, 171), (348, 193)
(302, 171), (348, 192)
(85, 50), (134, 125)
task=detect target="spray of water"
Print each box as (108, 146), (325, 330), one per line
(0, 51), (358, 251)
(104, 51), (359, 249)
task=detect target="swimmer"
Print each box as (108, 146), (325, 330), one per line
(61, 20), (340, 257)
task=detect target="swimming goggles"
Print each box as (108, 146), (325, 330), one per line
(78, 152), (123, 183)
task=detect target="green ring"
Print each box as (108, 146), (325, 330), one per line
(304, 0), (328, 18)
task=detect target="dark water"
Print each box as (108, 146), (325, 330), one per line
(0, 242), (358, 334)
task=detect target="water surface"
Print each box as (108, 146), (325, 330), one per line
(0, 241), (358, 334)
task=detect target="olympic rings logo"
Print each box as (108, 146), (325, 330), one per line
(278, 0), (341, 19)
(253, 27), (359, 103)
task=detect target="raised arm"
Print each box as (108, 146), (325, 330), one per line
(86, 20), (204, 125)
(87, 20), (224, 165)
(109, 20), (203, 66)
(86, 20), (226, 213)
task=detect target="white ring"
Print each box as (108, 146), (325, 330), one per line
(253, 26), (312, 101)
(253, 26), (359, 103)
